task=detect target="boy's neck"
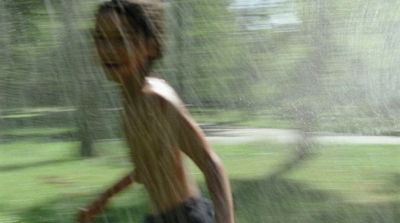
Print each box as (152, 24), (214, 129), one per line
(121, 78), (145, 101)
(120, 70), (149, 102)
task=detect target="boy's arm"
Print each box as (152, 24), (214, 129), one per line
(176, 113), (235, 223)
(78, 170), (137, 223)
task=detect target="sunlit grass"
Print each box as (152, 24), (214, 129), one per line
(0, 140), (399, 223)
(286, 144), (400, 202)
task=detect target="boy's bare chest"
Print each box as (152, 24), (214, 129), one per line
(124, 104), (159, 135)
(122, 102), (174, 148)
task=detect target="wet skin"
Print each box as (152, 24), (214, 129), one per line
(81, 9), (234, 223)
(94, 10), (200, 213)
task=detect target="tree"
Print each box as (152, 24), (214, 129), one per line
(163, 0), (250, 108)
(269, 0), (335, 177)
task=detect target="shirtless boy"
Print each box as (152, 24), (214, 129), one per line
(78, 0), (234, 222)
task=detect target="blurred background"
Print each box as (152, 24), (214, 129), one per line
(1, 0), (399, 222)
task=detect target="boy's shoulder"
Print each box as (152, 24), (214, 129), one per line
(144, 77), (186, 113)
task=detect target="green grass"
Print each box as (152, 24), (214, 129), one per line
(2, 127), (75, 137)
(0, 140), (399, 223)
(190, 108), (293, 129)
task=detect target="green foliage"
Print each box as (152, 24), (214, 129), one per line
(3, 0), (400, 137)
(161, 0), (252, 107)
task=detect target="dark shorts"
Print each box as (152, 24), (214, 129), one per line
(144, 197), (214, 223)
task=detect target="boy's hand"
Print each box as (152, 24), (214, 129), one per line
(78, 207), (95, 223)
(78, 198), (106, 223)
(77, 170), (135, 223)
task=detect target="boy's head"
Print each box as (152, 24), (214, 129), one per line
(94, 0), (164, 83)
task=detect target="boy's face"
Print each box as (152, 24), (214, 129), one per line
(94, 10), (150, 84)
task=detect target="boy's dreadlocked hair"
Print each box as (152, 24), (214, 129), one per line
(97, 0), (165, 60)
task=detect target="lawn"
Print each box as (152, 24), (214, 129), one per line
(0, 139), (399, 223)
(190, 108), (294, 129)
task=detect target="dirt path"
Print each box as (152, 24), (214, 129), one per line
(204, 127), (400, 145)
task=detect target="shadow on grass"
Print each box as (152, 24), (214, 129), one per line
(19, 191), (149, 223)
(0, 158), (78, 172)
(1, 132), (76, 144)
(232, 176), (399, 223)
(374, 172), (400, 195)
(17, 177), (399, 223)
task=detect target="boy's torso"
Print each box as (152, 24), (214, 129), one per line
(122, 77), (200, 213)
